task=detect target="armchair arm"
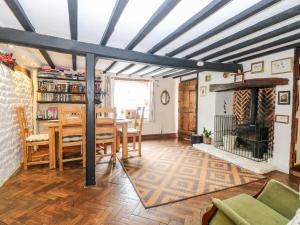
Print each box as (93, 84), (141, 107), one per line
(257, 179), (300, 220)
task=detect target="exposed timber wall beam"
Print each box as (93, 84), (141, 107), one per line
(85, 53), (96, 186)
(4, 0), (55, 68)
(183, 5), (300, 59)
(166, 0), (281, 57)
(0, 27), (242, 72)
(68, 0), (78, 71)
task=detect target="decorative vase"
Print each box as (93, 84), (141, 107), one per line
(203, 137), (212, 144)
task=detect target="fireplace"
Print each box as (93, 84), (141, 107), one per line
(213, 87), (275, 162)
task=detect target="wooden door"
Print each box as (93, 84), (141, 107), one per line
(178, 79), (197, 139)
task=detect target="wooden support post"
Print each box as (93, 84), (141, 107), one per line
(85, 53), (96, 186)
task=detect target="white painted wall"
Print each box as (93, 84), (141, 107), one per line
(197, 49), (294, 173)
(0, 64), (33, 186)
(142, 77), (178, 135)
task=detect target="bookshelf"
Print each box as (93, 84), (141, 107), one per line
(35, 69), (104, 124)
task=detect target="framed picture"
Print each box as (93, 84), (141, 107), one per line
(200, 86), (207, 97)
(271, 57), (293, 74)
(275, 115), (289, 124)
(234, 74), (244, 83)
(277, 91), (290, 105)
(251, 61), (264, 73)
(205, 74), (211, 82)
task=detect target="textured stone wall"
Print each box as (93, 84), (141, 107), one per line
(0, 64), (33, 186)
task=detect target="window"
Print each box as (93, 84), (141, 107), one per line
(113, 79), (151, 119)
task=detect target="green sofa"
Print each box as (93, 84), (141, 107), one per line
(204, 179), (300, 225)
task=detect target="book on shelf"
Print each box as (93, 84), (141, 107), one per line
(37, 107), (58, 120)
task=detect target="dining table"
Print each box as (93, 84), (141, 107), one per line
(43, 118), (132, 169)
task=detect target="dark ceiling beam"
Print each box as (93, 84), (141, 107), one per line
(152, 68), (179, 78)
(148, 0), (231, 54)
(118, 0), (230, 75)
(128, 65), (149, 75)
(4, 0), (55, 68)
(166, 0), (281, 57)
(184, 5), (300, 59)
(140, 67), (164, 77)
(103, 61), (117, 73)
(219, 33), (300, 62)
(67, 0), (78, 71)
(0, 27), (242, 72)
(99, 0), (129, 73)
(157, 69), (191, 78)
(116, 63), (135, 75)
(109, 0), (180, 74)
(126, 0), (180, 50)
(202, 21), (300, 61)
(100, 0), (129, 45)
(172, 70), (199, 79)
(235, 42), (300, 63)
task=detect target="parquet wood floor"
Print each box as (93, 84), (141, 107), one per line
(0, 139), (299, 225)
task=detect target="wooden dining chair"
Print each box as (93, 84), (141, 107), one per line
(118, 106), (145, 156)
(58, 107), (86, 171)
(95, 107), (117, 164)
(16, 106), (52, 169)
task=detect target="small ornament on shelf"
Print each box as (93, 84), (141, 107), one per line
(0, 51), (16, 70)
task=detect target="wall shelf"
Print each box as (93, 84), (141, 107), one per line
(209, 78), (289, 92)
(37, 76), (102, 82)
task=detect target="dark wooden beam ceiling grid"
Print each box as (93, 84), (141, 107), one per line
(119, 0), (230, 75)
(140, 67), (165, 77)
(110, 0), (181, 74)
(116, 63), (135, 75)
(218, 33), (300, 62)
(235, 42), (300, 63)
(100, 0), (129, 46)
(166, 0), (281, 57)
(148, 0), (231, 54)
(202, 21), (300, 61)
(100, 0), (129, 73)
(158, 69), (191, 78)
(128, 65), (150, 76)
(152, 68), (178, 78)
(0, 27), (242, 72)
(67, 0), (78, 71)
(172, 70), (199, 79)
(183, 5), (300, 59)
(4, 0), (55, 68)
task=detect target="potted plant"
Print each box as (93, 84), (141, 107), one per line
(203, 127), (212, 144)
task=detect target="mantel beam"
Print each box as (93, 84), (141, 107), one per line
(210, 78), (289, 92)
(0, 27), (242, 72)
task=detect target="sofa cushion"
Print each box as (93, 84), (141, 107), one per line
(213, 194), (289, 225)
(257, 179), (300, 220)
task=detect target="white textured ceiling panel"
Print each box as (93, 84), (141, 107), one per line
(106, 0), (164, 49)
(0, 1), (24, 29)
(78, 0), (116, 44)
(134, 0), (213, 53)
(18, 0), (70, 39)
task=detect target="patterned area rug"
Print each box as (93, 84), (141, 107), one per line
(120, 144), (265, 208)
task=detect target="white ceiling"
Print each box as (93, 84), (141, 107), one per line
(0, 0), (299, 77)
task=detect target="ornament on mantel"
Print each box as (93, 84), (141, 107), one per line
(0, 51), (16, 70)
